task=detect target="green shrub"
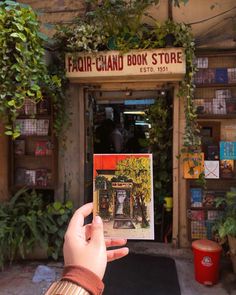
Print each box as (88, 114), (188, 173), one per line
(0, 188), (73, 269)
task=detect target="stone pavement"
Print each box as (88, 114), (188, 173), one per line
(0, 242), (235, 295)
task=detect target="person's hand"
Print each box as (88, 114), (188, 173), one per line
(63, 202), (129, 280)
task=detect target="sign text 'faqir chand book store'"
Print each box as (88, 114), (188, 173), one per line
(65, 48), (186, 82)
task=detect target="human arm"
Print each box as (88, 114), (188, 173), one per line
(44, 203), (129, 295)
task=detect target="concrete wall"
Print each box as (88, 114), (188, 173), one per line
(18, 0), (236, 49)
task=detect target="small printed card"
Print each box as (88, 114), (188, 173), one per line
(220, 141), (236, 160)
(220, 160), (235, 178)
(93, 154), (154, 240)
(212, 98), (226, 115)
(195, 57), (208, 69)
(204, 161), (220, 179)
(183, 153), (204, 179)
(190, 188), (203, 208)
(191, 210), (205, 221)
(221, 124), (236, 141)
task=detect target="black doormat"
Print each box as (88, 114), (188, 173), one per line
(103, 253), (181, 295)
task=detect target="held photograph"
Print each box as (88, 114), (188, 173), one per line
(93, 154), (154, 240)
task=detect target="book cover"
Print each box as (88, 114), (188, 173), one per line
(191, 210), (205, 221)
(191, 221), (207, 239)
(25, 169), (36, 185)
(93, 154), (154, 240)
(202, 99), (212, 114)
(212, 98), (226, 115)
(227, 68), (236, 83)
(36, 119), (49, 136)
(203, 191), (216, 208)
(24, 98), (37, 115)
(195, 57), (208, 69)
(14, 140), (25, 155)
(202, 69), (215, 84)
(215, 68), (228, 84)
(24, 119), (37, 135)
(220, 160), (235, 178)
(221, 125), (236, 141)
(207, 210), (220, 221)
(15, 119), (25, 134)
(220, 141), (236, 160)
(226, 98), (236, 114)
(206, 145), (219, 160)
(215, 89), (231, 100)
(36, 169), (48, 187)
(35, 141), (52, 156)
(194, 69), (204, 84)
(15, 168), (26, 185)
(38, 99), (50, 115)
(204, 160), (220, 179)
(183, 153), (204, 179)
(190, 188), (203, 207)
(193, 99), (205, 114)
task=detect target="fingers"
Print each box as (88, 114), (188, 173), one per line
(107, 247), (129, 262)
(90, 215), (105, 245)
(105, 238), (127, 248)
(85, 224), (92, 241)
(66, 203), (93, 234)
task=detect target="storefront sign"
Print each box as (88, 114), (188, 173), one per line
(65, 48), (186, 81)
(112, 182), (133, 188)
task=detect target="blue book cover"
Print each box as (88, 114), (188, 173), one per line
(190, 188), (203, 207)
(215, 68), (228, 84)
(220, 141), (236, 160)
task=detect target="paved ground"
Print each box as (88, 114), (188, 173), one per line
(0, 242), (235, 295)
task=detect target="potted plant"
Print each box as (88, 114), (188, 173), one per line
(214, 187), (236, 274)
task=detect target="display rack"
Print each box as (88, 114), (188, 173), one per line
(188, 51), (236, 240)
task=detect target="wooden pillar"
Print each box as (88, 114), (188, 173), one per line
(172, 84), (180, 247)
(56, 84), (85, 208)
(0, 122), (9, 201)
(178, 95), (190, 248)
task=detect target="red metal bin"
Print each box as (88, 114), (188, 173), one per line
(192, 239), (222, 285)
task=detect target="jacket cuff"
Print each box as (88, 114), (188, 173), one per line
(62, 265), (104, 295)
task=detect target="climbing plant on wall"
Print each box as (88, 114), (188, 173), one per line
(0, 1), (46, 137)
(0, 1), (67, 139)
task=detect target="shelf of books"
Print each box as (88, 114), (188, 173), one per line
(11, 98), (57, 190)
(188, 52), (236, 241)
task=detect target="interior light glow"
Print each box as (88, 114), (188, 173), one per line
(123, 111), (146, 115)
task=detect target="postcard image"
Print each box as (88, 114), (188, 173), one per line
(93, 154), (154, 240)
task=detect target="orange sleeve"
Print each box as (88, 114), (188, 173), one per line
(62, 265), (104, 295)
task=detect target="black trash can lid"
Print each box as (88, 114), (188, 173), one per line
(192, 239), (222, 252)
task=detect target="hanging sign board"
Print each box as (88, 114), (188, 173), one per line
(65, 48), (186, 82)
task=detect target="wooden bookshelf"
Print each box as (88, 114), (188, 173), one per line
(10, 98), (57, 191)
(188, 51), (236, 241)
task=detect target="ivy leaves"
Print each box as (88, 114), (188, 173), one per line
(0, 2), (46, 137)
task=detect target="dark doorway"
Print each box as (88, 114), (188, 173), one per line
(85, 89), (173, 242)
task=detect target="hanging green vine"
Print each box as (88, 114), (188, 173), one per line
(145, 91), (173, 218)
(0, 1), (67, 139)
(0, 2), (44, 137)
(55, 1), (199, 149)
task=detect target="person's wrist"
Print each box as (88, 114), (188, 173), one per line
(62, 265), (104, 295)
(44, 280), (90, 295)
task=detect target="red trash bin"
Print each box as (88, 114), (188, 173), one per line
(192, 239), (222, 286)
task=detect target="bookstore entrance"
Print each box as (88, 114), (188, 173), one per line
(65, 47), (186, 246)
(84, 88), (174, 242)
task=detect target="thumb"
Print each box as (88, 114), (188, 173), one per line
(90, 215), (105, 245)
